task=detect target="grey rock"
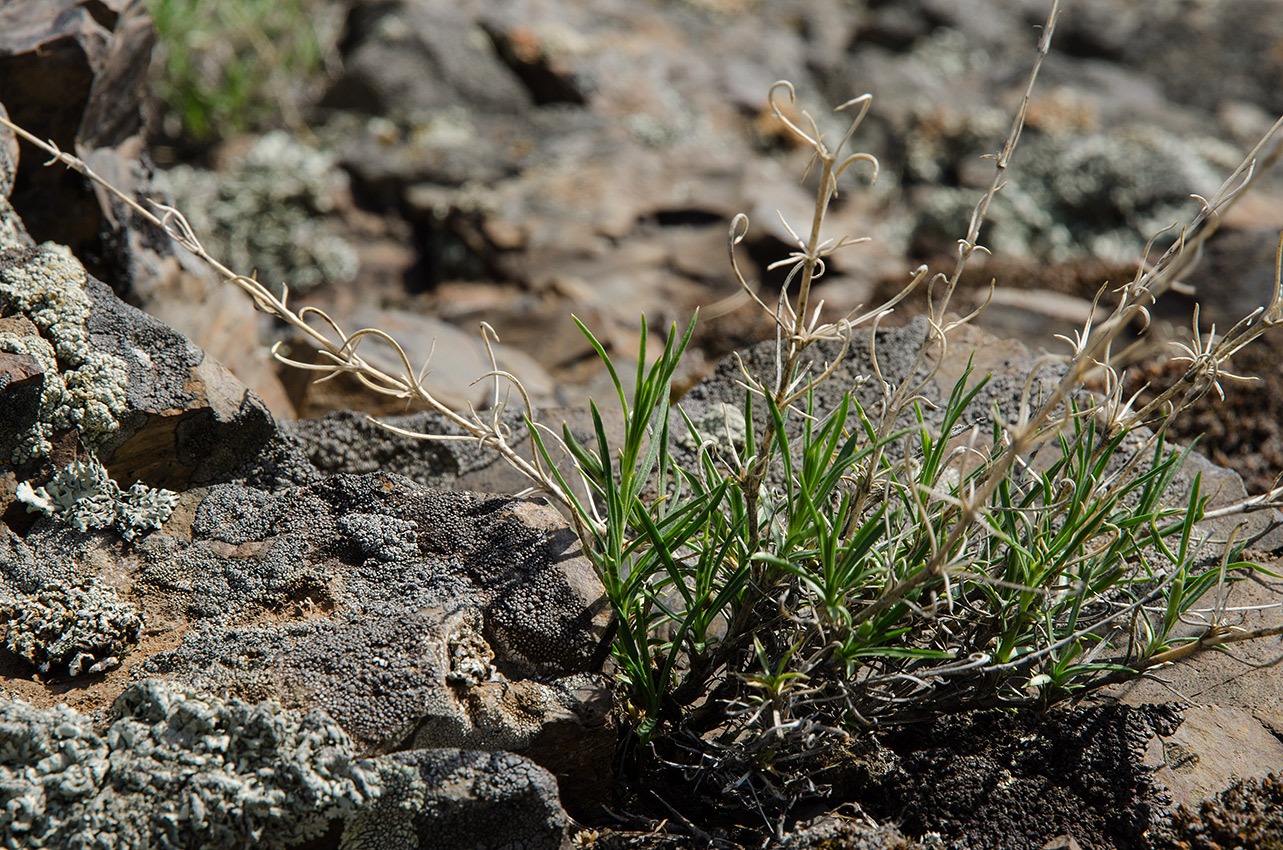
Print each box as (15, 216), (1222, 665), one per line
(154, 132), (359, 299)
(1104, 565), (1283, 713)
(1122, 0), (1283, 117)
(911, 124), (1234, 263)
(279, 408), (524, 489)
(0, 0), (154, 286)
(321, 0), (533, 118)
(2, 469), (614, 811)
(1141, 705), (1283, 810)
(0, 677), (575, 850)
(0, 679), (383, 850)
(344, 749), (571, 850)
(0, 241), (278, 493)
(0, 102), (31, 253)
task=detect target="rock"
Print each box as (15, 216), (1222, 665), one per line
(0, 0), (294, 417)
(344, 748), (571, 850)
(0, 102), (31, 253)
(1158, 771), (1283, 850)
(0, 679), (383, 849)
(281, 303), (555, 416)
(321, 0), (534, 119)
(0, 243), (278, 495)
(2, 470), (615, 815)
(861, 703), (1181, 850)
(0, 0), (153, 270)
(0, 678), (572, 850)
(1142, 705), (1283, 810)
(1121, 0), (1283, 118)
(1104, 566), (1283, 713)
(779, 815), (917, 850)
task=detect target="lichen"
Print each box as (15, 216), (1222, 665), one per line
(1164, 772), (1283, 849)
(0, 679), (385, 849)
(155, 131), (359, 297)
(0, 577), (142, 678)
(677, 401), (747, 454)
(909, 125), (1238, 263)
(338, 512), (419, 565)
(0, 244), (131, 461)
(17, 453), (179, 542)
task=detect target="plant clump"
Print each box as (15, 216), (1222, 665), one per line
(4, 2), (1283, 841)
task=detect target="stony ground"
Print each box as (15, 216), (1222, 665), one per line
(4, 1), (1283, 848)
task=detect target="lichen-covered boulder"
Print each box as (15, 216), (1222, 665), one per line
(2, 470), (615, 814)
(0, 679), (575, 850)
(140, 474), (615, 812)
(0, 241), (278, 498)
(343, 749), (570, 850)
(0, 679), (383, 849)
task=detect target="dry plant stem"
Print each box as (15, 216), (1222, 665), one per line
(844, 0), (1062, 533)
(0, 114), (593, 537)
(930, 0), (1061, 328)
(845, 38), (1283, 632)
(733, 83), (883, 551)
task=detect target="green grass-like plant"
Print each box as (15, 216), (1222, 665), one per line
(6, 0), (1283, 804)
(147, 0), (334, 143)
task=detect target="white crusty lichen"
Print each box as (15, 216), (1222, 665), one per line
(17, 453), (179, 542)
(156, 131), (359, 297)
(0, 577), (142, 678)
(0, 679), (387, 849)
(677, 401), (747, 454)
(0, 243), (131, 462)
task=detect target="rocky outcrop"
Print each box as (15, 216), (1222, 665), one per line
(0, 679), (571, 850)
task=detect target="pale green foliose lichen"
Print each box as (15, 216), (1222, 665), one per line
(155, 131), (358, 297)
(0, 243), (131, 462)
(0, 679), (386, 849)
(16, 454), (179, 541)
(0, 578), (142, 678)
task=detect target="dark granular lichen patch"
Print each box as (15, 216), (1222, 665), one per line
(1156, 772), (1283, 850)
(859, 704), (1182, 850)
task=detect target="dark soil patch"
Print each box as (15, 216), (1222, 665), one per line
(586, 704), (1187, 850)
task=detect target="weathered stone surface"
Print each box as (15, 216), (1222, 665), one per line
(0, 678), (573, 850)
(0, 243), (277, 493)
(0, 0), (152, 266)
(0, 0), (294, 416)
(2, 470), (614, 814)
(1142, 705), (1283, 811)
(344, 748), (571, 850)
(856, 704), (1180, 850)
(1106, 567), (1283, 712)
(281, 303), (555, 415)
